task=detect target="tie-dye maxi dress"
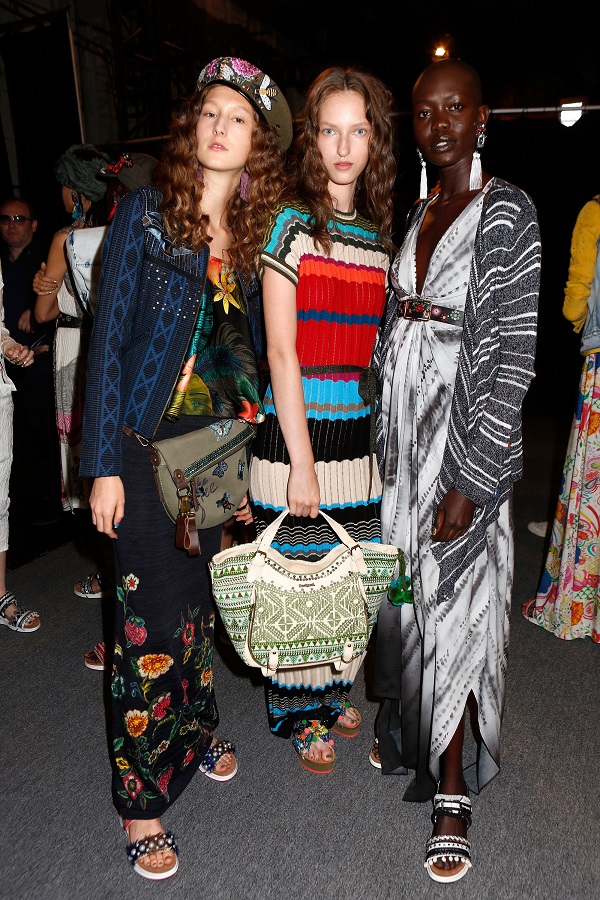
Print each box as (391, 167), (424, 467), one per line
(374, 184), (513, 800)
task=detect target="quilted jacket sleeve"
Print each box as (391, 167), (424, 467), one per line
(80, 190), (146, 477)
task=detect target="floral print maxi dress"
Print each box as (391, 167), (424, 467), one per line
(527, 353), (600, 641)
(110, 256), (263, 817)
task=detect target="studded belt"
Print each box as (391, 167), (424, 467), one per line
(401, 298), (464, 326)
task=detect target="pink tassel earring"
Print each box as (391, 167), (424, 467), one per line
(197, 164), (204, 181)
(240, 170), (250, 201)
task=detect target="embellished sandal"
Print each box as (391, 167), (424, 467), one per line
(291, 720), (335, 774)
(84, 641), (106, 671)
(369, 738), (382, 769)
(74, 572), (109, 600)
(0, 591), (40, 633)
(522, 598), (537, 622)
(425, 792), (473, 884)
(331, 702), (362, 738)
(199, 739), (238, 782)
(122, 818), (179, 881)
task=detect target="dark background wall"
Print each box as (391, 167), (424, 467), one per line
(0, 1), (597, 424)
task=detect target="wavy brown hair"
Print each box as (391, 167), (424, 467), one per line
(288, 67), (397, 254)
(155, 85), (287, 277)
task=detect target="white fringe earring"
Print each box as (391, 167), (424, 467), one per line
(418, 149), (428, 200)
(469, 125), (486, 191)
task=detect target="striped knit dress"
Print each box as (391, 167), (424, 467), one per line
(250, 201), (390, 736)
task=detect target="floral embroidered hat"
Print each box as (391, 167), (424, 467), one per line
(197, 56), (293, 151)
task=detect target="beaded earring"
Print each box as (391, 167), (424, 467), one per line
(71, 191), (83, 220)
(417, 149), (428, 200)
(240, 170), (250, 202)
(469, 125), (487, 191)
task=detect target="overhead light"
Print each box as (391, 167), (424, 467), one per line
(560, 100), (584, 127)
(434, 46), (447, 58)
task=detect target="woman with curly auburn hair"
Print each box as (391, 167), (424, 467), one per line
(249, 65), (397, 774)
(78, 57), (291, 880)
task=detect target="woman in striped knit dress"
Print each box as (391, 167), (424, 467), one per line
(372, 59), (541, 883)
(249, 67), (396, 773)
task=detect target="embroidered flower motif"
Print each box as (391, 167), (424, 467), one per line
(125, 709), (149, 737)
(149, 693), (171, 721)
(157, 766), (174, 795)
(136, 654), (174, 679)
(183, 749), (196, 768)
(111, 674), (125, 699)
(213, 266), (240, 314)
(115, 756), (130, 772)
(201, 667), (213, 686)
(229, 58), (261, 78)
(122, 772), (143, 799)
(182, 679), (189, 705)
(238, 400), (260, 423)
(125, 616), (147, 646)
(182, 622), (195, 645)
(124, 573), (139, 591)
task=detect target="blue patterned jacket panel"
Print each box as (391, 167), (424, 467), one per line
(80, 186), (262, 478)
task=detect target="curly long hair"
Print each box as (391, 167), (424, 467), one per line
(155, 85), (287, 277)
(288, 67), (397, 254)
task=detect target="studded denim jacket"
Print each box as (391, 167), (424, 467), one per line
(80, 186), (262, 478)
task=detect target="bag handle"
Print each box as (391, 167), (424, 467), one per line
(257, 507), (360, 553)
(249, 508), (368, 579)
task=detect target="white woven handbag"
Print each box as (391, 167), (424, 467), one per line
(209, 509), (402, 677)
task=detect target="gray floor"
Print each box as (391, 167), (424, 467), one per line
(2, 415), (599, 900)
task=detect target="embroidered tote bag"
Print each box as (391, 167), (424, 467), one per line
(209, 508), (403, 676)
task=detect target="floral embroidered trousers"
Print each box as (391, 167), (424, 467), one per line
(110, 416), (222, 819)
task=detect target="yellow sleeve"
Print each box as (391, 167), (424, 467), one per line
(563, 199), (600, 332)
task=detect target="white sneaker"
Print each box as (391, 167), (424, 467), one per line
(527, 520), (549, 537)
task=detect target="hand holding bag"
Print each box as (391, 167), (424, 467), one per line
(209, 508), (405, 676)
(134, 418), (255, 557)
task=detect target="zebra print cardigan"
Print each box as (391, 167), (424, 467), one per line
(373, 178), (541, 604)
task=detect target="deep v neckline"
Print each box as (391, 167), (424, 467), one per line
(413, 181), (492, 296)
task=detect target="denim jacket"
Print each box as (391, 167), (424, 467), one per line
(80, 186), (262, 478)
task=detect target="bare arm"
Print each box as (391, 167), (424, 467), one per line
(34, 232), (68, 323)
(263, 266), (320, 518)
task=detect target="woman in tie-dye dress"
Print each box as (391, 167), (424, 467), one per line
(372, 60), (540, 884)
(249, 66), (396, 773)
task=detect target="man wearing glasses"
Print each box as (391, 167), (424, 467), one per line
(0, 197), (61, 527)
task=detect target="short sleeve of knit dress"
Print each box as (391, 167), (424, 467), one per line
(251, 201), (390, 558)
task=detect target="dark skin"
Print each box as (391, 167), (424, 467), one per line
(412, 57), (491, 878)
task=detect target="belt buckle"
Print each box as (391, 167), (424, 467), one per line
(404, 298), (431, 321)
